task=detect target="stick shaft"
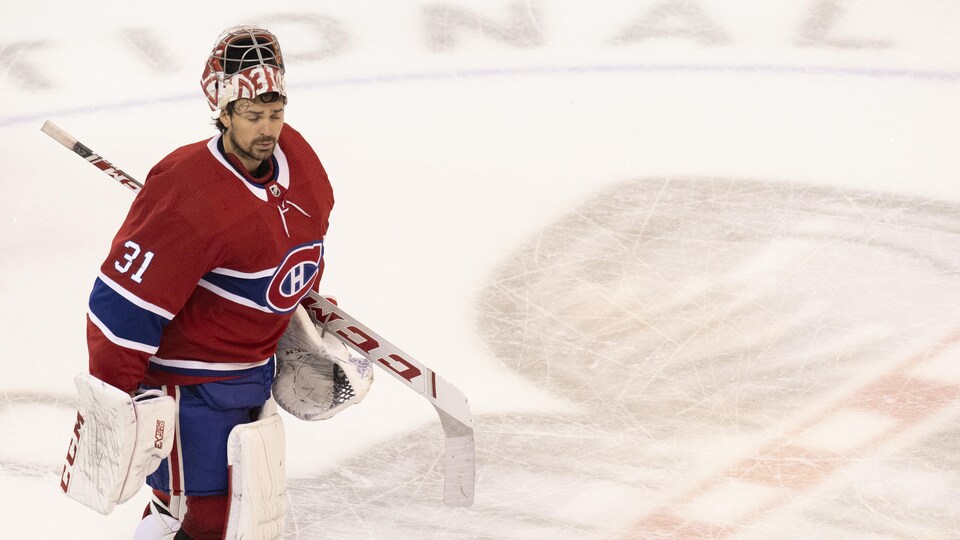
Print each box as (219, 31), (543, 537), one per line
(41, 120), (143, 193)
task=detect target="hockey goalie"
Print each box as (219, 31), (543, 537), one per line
(58, 26), (372, 540)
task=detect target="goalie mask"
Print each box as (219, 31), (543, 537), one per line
(201, 26), (287, 111)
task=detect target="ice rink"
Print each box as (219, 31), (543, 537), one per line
(2, 1), (960, 538)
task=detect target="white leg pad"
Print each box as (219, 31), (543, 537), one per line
(224, 413), (287, 540)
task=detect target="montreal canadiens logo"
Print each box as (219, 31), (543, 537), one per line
(265, 242), (323, 313)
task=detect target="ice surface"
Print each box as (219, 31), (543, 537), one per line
(2, 1), (960, 538)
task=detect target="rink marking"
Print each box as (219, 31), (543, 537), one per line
(3, 63), (958, 128)
(628, 326), (960, 537)
(731, 443), (837, 490)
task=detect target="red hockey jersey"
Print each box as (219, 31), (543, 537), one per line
(87, 124), (333, 392)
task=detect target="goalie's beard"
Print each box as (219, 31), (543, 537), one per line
(228, 129), (277, 164)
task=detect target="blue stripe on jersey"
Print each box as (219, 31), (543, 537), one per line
(88, 277), (171, 348)
(201, 270), (273, 309)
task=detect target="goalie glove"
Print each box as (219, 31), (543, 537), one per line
(273, 304), (374, 421)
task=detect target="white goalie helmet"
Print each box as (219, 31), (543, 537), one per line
(201, 25), (287, 111)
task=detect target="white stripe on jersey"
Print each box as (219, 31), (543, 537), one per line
(88, 311), (160, 354)
(209, 266), (276, 279)
(98, 272), (176, 320)
(197, 279), (273, 313)
(149, 356), (273, 372)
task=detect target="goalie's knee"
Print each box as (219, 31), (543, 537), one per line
(180, 495), (229, 540)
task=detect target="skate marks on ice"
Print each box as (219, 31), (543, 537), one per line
(284, 178), (960, 538)
(0, 391), (75, 478)
(286, 414), (640, 540)
(474, 178), (960, 538)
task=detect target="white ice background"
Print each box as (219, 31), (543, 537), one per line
(2, 1), (960, 538)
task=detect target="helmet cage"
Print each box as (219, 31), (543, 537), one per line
(201, 26), (287, 111)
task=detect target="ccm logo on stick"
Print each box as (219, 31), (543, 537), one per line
(378, 354), (422, 382)
(301, 297), (424, 382)
(335, 324), (424, 382)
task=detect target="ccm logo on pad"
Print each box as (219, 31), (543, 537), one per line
(60, 411), (85, 493)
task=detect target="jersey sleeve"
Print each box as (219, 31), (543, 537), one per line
(87, 181), (218, 392)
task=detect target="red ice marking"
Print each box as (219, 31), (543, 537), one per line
(842, 372), (960, 421)
(623, 326), (960, 538)
(638, 511), (731, 538)
(728, 443), (840, 490)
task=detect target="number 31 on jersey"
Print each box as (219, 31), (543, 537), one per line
(114, 240), (155, 284)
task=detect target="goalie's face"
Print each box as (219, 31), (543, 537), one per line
(220, 94), (285, 173)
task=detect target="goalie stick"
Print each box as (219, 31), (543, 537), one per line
(41, 120), (476, 507)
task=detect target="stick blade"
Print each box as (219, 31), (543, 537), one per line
(438, 408), (476, 506)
